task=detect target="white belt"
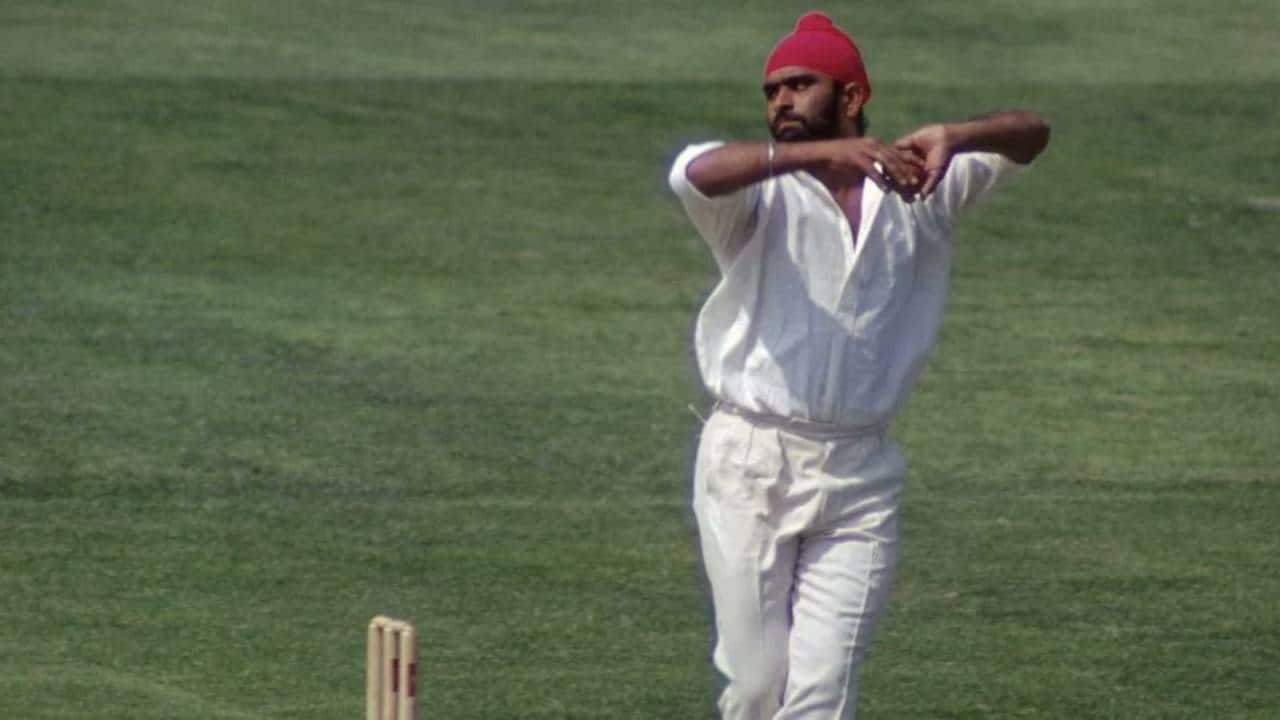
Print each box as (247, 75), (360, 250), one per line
(712, 401), (886, 439)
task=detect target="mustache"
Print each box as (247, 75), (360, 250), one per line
(772, 111), (807, 127)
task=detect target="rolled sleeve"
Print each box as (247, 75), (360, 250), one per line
(669, 142), (761, 270)
(927, 151), (1026, 223)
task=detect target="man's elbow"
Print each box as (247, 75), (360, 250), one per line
(1015, 115), (1051, 165)
(685, 155), (727, 197)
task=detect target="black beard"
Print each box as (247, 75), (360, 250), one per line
(769, 90), (843, 142)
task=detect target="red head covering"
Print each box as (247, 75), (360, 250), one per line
(764, 12), (871, 103)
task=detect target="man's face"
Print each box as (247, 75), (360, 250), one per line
(763, 67), (843, 142)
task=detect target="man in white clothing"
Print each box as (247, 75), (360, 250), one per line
(668, 11), (1049, 720)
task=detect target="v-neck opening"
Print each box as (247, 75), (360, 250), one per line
(796, 171), (885, 272)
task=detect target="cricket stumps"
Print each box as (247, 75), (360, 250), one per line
(366, 616), (417, 720)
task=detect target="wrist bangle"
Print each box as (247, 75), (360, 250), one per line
(766, 141), (776, 178)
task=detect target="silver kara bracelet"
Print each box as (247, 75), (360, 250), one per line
(766, 141), (776, 178)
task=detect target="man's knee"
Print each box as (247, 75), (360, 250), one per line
(781, 647), (868, 718)
(719, 652), (787, 719)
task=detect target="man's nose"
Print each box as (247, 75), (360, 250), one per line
(771, 88), (794, 114)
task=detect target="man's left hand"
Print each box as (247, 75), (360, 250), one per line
(893, 124), (953, 199)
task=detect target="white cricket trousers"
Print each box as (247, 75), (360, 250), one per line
(693, 407), (905, 720)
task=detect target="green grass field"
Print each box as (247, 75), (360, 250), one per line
(3, 2), (1279, 718)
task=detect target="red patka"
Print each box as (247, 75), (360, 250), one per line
(764, 11), (872, 102)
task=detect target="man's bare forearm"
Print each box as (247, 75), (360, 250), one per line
(943, 111), (1050, 165)
(684, 142), (824, 197)
(685, 138), (921, 198)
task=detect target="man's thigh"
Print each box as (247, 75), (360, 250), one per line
(692, 411), (796, 717)
(777, 432), (904, 719)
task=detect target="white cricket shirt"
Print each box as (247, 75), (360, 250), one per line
(669, 142), (1023, 429)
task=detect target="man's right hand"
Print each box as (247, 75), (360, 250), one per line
(818, 137), (924, 198)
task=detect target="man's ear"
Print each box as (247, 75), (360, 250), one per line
(842, 83), (866, 121)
